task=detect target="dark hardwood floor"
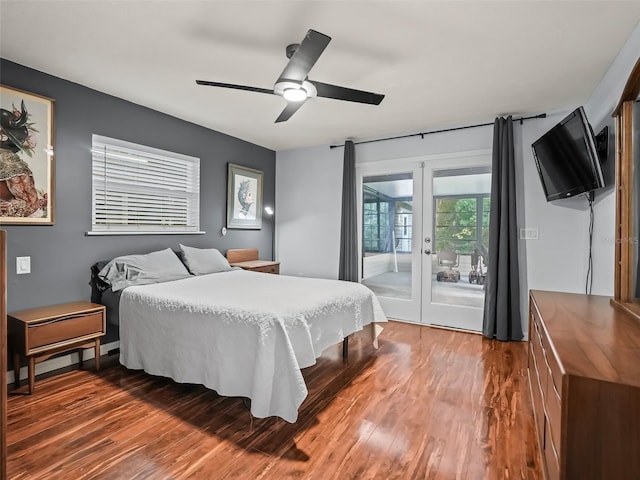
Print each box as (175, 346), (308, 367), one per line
(6, 321), (542, 479)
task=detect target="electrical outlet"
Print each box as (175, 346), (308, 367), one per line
(520, 228), (539, 240)
(16, 256), (31, 274)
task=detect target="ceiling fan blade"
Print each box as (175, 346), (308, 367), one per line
(275, 100), (307, 123)
(277, 29), (331, 83)
(195, 80), (274, 95)
(309, 80), (385, 105)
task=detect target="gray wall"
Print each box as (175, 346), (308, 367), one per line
(0, 59), (275, 313)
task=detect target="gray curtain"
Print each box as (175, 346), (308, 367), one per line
(339, 140), (358, 282)
(482, 117), (524, 341)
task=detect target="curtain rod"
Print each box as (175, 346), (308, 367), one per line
(329, 113), (547, 149)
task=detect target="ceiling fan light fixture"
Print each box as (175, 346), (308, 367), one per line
(196, 29), (383, 122)
(283, 88), (307, 102)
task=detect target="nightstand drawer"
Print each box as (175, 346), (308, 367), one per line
(252, 264), (280, 274)
(28, 311), (104, 351)
(229, 259), (280, 274)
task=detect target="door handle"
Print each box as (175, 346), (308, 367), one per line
(424, 249), (431, 255)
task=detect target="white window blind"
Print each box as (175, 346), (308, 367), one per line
(91, 135), (201, 234)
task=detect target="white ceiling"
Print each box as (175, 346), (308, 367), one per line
(1, 1), (639, 152)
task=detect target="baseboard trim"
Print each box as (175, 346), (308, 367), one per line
(5, 340), (120, 385)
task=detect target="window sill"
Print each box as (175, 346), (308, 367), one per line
(86, 231), (206, 236)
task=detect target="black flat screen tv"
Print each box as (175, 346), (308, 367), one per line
(531, 106), (604, 201)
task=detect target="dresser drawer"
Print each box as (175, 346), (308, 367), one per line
(545, 378), (562, 460)
(531, 302), (543, 334)
(530, 324), (548, 398)
(544, 417), (560, 480)
(528, 347), (545, 447)
(28, 311), (105, 351)
(539, 327), (563, 398)
(530, 309), (545, 365)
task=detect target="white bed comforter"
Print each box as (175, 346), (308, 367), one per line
(119, 269), (386, 422)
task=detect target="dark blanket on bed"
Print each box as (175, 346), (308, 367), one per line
(90, 260), (122, 326)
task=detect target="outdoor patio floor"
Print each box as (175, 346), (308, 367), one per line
(363, 271), (485, 308)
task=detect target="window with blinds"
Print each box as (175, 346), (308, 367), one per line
(91, 135), (201, 234)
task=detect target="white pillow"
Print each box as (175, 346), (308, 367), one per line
(179, 244), (233, 275)
(98, 248), (191, 292)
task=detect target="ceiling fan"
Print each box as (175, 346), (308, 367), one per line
(196, 29), (385, 123)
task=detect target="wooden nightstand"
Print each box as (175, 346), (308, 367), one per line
(8, 301), (106, 394)
(231, 260), (280, 274)
(227, 248), (280, 274)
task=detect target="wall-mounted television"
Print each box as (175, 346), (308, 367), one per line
(531, 106), (605, 201)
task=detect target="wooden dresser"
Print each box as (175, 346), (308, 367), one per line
(227, 248), (280, 274)
(528, 290), (640, 480)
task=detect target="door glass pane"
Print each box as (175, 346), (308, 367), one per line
(362, 173), (413, 299)
(431, 168), (490, 308)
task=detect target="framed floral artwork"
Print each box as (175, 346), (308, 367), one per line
(227, 163), (263, 229)
(0, 85), (55, 225)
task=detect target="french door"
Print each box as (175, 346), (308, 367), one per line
(357, 151), (491, 332)
(357, 159), (424, 322)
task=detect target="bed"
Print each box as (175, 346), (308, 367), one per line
(91, 246), (387, 423)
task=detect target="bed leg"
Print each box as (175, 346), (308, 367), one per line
(342, 336), (349, 361)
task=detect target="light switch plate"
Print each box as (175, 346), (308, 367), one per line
(16, 256), (31, 274)
(519, 228), (539, 240)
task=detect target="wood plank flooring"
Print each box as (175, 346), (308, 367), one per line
(6, 321), (542, 479)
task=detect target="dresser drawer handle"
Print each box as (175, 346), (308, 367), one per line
(28, 311), (101, 327)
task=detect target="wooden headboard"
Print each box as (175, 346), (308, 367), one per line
(226, 248), (259, 263)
